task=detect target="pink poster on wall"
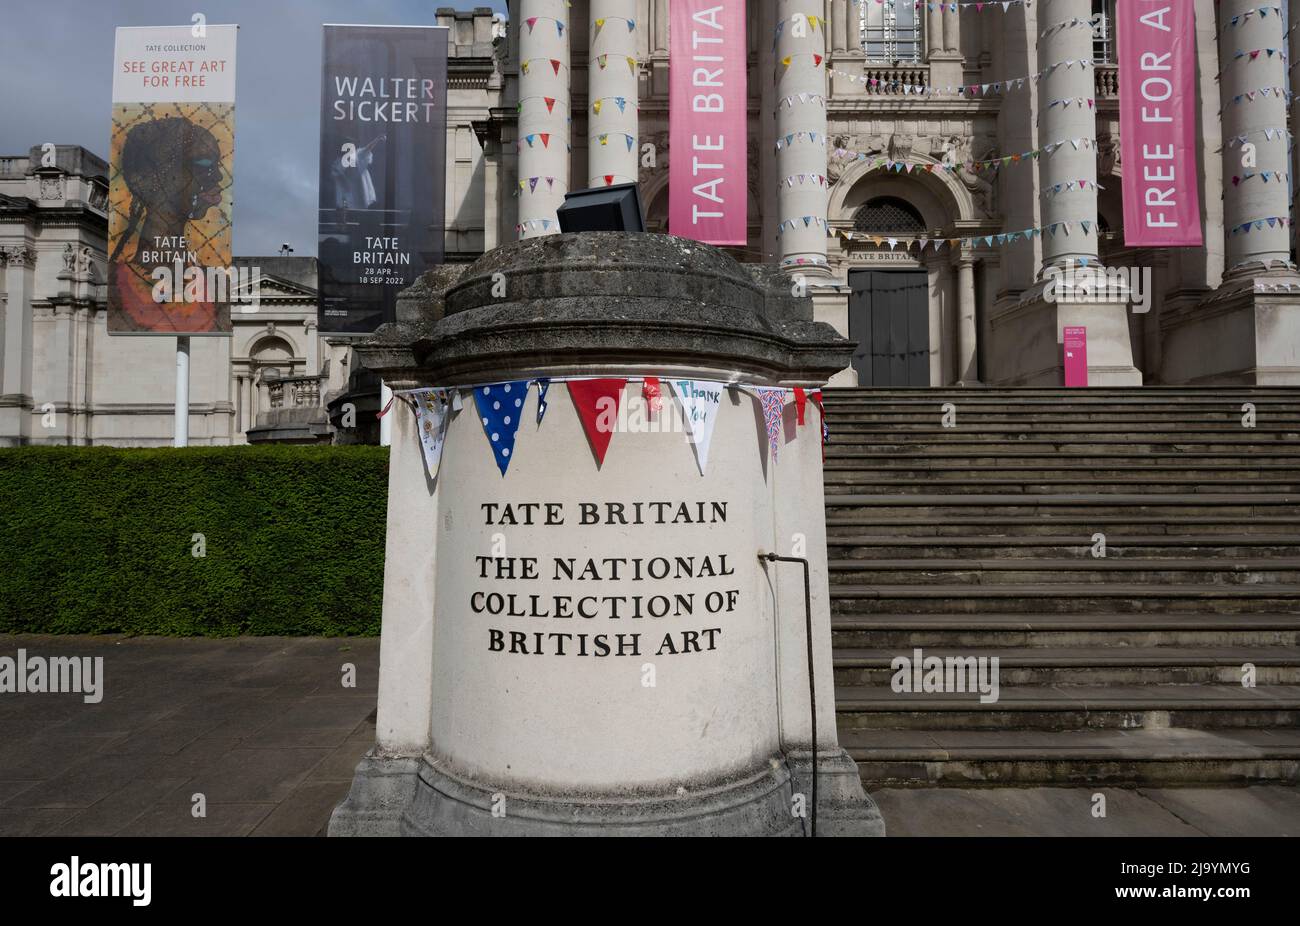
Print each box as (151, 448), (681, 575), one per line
(1117, 0), (1202, 246)
(669, 1), (747, 245)
(1064, 326), (1088, 387)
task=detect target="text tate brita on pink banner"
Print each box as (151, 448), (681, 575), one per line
(669, 1), (748, 245)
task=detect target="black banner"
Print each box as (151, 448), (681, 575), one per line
(318, 25), (448, 334)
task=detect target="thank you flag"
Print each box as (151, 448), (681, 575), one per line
(671, 380), (724, 475)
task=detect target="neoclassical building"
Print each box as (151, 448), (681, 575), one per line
(3, 2), (1297, 446)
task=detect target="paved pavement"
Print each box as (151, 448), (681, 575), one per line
(0, 635), (379, 836)
(2, 634), (1297, 836)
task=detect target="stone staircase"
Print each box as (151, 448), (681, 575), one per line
(821, 387), (1300, 787)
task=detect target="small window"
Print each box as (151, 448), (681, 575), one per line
(854, 197), (926, 234)
(860, 0), (923, 62)
(1092, 0), (1115, 64)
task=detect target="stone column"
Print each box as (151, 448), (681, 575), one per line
(1036, 0), (1099, 271)
(0, 248), (35, 445)
(517, 0), (570, 238)
(652, 0), (668, 52)
(775, 0), (830, 274)
(927, 4), (944, 59)
(1219, 0), (1291, 271)
(942, 2), (960, 54)
(1290, 0), (1300, 253)
(830, 0), (848, 53)
(588, 1), (639, 188)
(955, 253), (980, 384)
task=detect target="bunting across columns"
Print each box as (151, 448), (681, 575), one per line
(588, 1), (640, 188)
(518, 0), (570, 238)
(1035, 0), (1101, 273)
(775, 0), (830, 273)
(1220, 0), (1293, 271)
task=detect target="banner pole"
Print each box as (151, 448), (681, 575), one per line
(174, 336), (190, 448)
(379, 380), (393, 447)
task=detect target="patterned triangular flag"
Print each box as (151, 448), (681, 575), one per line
(474, 381), (529, 476)
(414, 389), (453, 480)
(755, 387), (787, 463)
(535, 378), (551, 424)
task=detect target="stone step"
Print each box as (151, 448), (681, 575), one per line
(838, 727), (1300, 786)
(829, 584), (1300, 614)
(833, 683), (1300, 730)
(828, 535), (1300, 559)
(822, 410), (1300, 421)
(830, 612), (1300, 648)
(824, 461), (1300, 476)
(832, 646), (1300, 686)
(823, 477), (1300, 494)
(827, 558), (1300, 585)
(828, 421), (1299, 434)
(830, 442), (1299, 456)
(825, 515), (1300, 537)
(823, 493), (1300, 518)
(824, 449), (1300, 463)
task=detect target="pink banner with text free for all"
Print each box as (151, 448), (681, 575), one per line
(1117, 0), (1202, 246)
(669, 1), (747, 245)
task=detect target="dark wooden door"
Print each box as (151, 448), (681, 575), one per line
(848, 270), (929, 386)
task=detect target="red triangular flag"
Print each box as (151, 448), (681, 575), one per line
(540, 133), (551, 148)
(551, 59), (562, 75)
(813, 54), (823, 66)
(604, 174), (615, 185)
(568, 379), (626, 466)
(643, 377), (662, 418)
(793, 387), (807, 425)
(544, 97), (556, 113)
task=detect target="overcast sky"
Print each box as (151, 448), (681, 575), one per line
(0, 0), (506, 256)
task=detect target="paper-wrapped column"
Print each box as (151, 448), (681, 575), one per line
(588, 1), (639, 188)
(1220, 0), (1291, 270)
(518, 0), (570, 238)
(1036, 0), (1100, 271)
(776, 0), (830, 273)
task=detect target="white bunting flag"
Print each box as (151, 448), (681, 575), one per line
(414, 389), (453, 480)
(671, 379), (724, 475)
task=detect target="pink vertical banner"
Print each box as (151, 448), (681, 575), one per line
(1117, 0), (1202, 246)
(669, 1), (747, 245)
(1064, 326), (1088, 387)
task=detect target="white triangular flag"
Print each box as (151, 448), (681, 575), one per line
(414, 389), (453, 480)
(671, 379), (724, 475)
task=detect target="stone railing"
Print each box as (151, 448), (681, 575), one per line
(0, 157), (29, 178)
(853, 64), (931, 95)
(267, 374), (324, 409)
(1095, 64), (1119, 99)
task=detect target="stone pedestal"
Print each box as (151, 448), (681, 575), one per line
(329, 233), (884, 837)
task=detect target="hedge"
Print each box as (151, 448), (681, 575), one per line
(0, 446), (389, 636)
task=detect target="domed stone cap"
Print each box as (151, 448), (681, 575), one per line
(356, 232), (853, 386)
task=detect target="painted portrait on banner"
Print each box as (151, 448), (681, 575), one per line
(108, 24), (238, 335)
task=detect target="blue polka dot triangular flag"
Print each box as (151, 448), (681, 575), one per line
(536, 378), (551, 424)
(474, 381), (530, 476)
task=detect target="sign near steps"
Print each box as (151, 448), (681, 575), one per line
(1064, 326), (1088, 387)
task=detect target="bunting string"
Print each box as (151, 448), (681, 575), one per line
(395, 378), (829, 478)
(829, 137), (1095, 176)
(831, 217), (1101, 253)
(523, 16), (566, 37)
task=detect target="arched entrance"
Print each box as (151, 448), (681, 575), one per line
(849, 198), (931, 386)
